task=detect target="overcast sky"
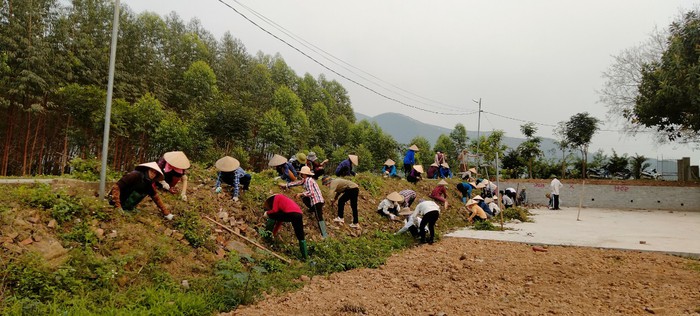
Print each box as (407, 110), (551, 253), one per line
(124, 0), (698, 164)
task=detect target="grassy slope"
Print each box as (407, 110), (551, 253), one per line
(0, 166), (495, 315)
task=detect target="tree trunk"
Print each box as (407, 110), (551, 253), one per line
(21, 110), (32, 176)
(37, 121), (47, 175)
(61, 115), (71, 175)
(29, 114), (42, 175)
(1, 107), (15, 176)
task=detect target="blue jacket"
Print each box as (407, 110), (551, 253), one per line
(382, 165), (397, 177)
(335, 159), (356, 176)
(403, 150), (416, 165)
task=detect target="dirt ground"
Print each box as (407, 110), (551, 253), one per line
(231, 238), (700, 316)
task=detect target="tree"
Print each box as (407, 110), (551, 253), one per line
(407, 136), (431, 166)
(563, 112), (600, 178)
(258, 108), (291, 155)
(605, 150), (629, 175)
(468, 131), (508, 173)
(501, 149), (525, 179)
(182, 60), (218, 112)
(516, 123), (542, 178)
(633, 10), (700, 144)
(629, 154), (650, 179)
(553, 122), (574, 178)
(449, 123), (468, 154)
(308, 102), (332, 151)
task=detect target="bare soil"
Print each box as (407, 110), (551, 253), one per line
(231, 238), (700, 316)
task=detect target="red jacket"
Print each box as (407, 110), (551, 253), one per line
(267, 194), (302, 215)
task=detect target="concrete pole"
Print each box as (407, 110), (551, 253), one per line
(473, 98), (482, 171)
(99, 0), (120, 199)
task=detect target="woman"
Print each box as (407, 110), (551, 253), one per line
(306, 151), (328, 179)
(407, 164), (423, 184)
(335, 154), (358, 177)
(427, 163), (439, 179)
(456, 181), (475, 204)
(410, 200), (441, 244)
(282, 166), (327, 238)
(323, 176), (361, 229)
(269, 154), (298, 182)
(398, 189), (417, 208)
(376, 191), (404, 220)
(429, 179), (449, 210)
(465, 199), (488, 223)
(110, 162), (174, 220)
(440, 162), (453, 179)
(214, 156), (251, 201)
(381, 159), (398, 178)
(156, 151), (190, 201)
(262, 194), (308, 260)
(395, 207), (426, 237)
(471, 195), (493, 217)
(403, 144), (419, 176)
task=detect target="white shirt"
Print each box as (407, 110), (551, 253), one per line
(410, 201), (440, 226)
(550, 178), (563, 195)
(489, 201), (501, 215)
(377, 198), (399, 216)
(505, 187), (516, 194)
(502, 195), (513, 206)
(396, 215), (427, 235)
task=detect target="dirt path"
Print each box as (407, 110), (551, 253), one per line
(230, 238), (700, 316)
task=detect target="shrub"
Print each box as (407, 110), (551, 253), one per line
(473, 220), (496, 231)
(173, 208), (211, 248)
(502, 206), (531, 222)
(17, 184), (58, 209)
(69, 157), (103, 181)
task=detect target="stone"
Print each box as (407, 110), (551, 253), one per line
(300, 275), (311, 282)
(225, 240), (254, 256)
(94, 228), (105, 240)
(6, 231), (19, 240)
(216, 248), (226, 259)
(459, 253), (468, 260)
(19, 237), (32, 245)
(218, 211), (229, 222)
(26, 215), (40, 224)
(181, 280), (190, 289)
(164, 229), (174, 237)
(3, 243), (23, 254)
(32, 234), (42, 242)
(13, 219), (29, 228)
(17, 232), (31, 242)
(108, 230), (118, 238)
(47, 219), (57, 229)
(172, 232), (185, 240)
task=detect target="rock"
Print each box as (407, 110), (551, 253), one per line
(26, 215), (40, 224)
(225, 240), (254, 256)
(437, 312), (447, 316)
(47, 219), (57, 229)
(164, 229), (174, 237)
(181, 280), (190, 289)
(300, 275), (311, 282)
(108, 230), (118, 238)
(532, 246), (548, 252)
(512, 219), (522, 224)
(172, 232), (185, 241)
(216, 248), (226, 259)
(13, 219), (29, 228)
(94, 228), (105, 240)
(32, 234), (42, 242)
(639, 241), (647, 244)
(17, 233), (31, 243)
(2, 243), (23, 254)
(218, 211), (229, 222)
(460, 253), (468, 260)
(6, 231), (19, 240)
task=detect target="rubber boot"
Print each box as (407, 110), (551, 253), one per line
(264, 218), (276, 240)
(318, 220), (328, 239)
(299, 240), (308, 260)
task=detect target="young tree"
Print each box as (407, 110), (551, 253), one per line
(629, 154), (650, 179)
(605, 150), (629, 175)
(449, 123), (468, 153)
(563, 112), (600, 178)
(517, 123), (542, 178)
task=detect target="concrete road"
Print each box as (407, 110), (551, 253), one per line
(447, 208), (700, 257)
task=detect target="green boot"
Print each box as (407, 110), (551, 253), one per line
(318, 220), (328, 239)
(299, 240), (308, 260)
(264, 218), (276, 240)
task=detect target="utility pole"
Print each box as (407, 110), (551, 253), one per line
(99, 0), (120, 199)
(472, 98), (483, 169)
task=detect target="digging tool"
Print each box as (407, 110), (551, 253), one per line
(204, 215), (292, 264)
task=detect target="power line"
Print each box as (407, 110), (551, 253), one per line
(215, 0), (473, 115)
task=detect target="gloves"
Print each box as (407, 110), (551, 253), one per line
(215, 186), (222, 193)
(164, 214), (174, 220)
(233, 196), (239, 202)
(263, 212), (269, 218)
(180, 194), (187, 201)
(160, 181), (170, 190)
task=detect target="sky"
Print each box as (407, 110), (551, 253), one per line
(124, 0), (699, 164)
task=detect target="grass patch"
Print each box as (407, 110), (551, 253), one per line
(472, 220), (497, 231)
(502, 206), (532, 222)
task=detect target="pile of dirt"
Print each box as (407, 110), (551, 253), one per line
(232, 238), (700, 315)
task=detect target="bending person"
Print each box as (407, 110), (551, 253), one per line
(335, 154), (358, 177)
(282, 166), (327, 238)
(156, 151), (190, 201)
(214, 156), (251, 201)
(110, 162), (174, 220)
(262, 194), (308, 260)
(411, 200), (441, 244)
(323, 176), (361, 229)
(376, 191), (404, 220)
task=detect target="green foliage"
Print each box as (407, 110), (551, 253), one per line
(354, 173), (382, 197)
(4, 253), (58, 301)
(629, 154), (650, 179)
(473, 220), (496, 230)
(605, 150), (629, 174)
(449, 123), (468, 152)
(62, 222), (99, 248)
(68, 157), (102, 181)
(563, 112), (600, 177)
(258, 108), (292, 154)
(308, 231), (412, 274)
(16, 184), (58, 209)
(173, 209), (211, 248)
(51, 196), (82, 224)
(434, 134), (457, 166)
(517, 123), (543, 178)
(502, 206), (531, 222)
(469, 131), (508, 174)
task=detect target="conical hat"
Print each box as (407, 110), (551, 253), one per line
(466, 199), (478, 206)
(387, 191), (404, 203)
(408, 144), (419, 151)
(136, 162), (164, 182)
(413, 165), (424, 173)
(469, 182), (477, 187)
(215, 156), (240, 172)
(475, 183), (486, 189)
(296, 152), (307, 164)
(481, 179), (490, 185)
(299, 166), (314, 176)
(399, 207), (413, 216)
(268, 154), (288, 167)
(430, 163), (438, 167)
(384, 159), (395, 166)
(472, 195), (484, 201)
(348, 155), (359, 166)
(438, 180), (448, 186)
(469, 168), (478, 174)
(163, 151), (190, 169)
(485, 197), (494, 204)
(441, 163), (449, 168)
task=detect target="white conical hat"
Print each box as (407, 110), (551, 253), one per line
(408, 144), (419, 151)
(469, 167), (478, 174)
(299, 166), (314, 176)
(466, 199), (478, 206)
(399, 207), (413, 216)
(268, 154), (288, 167)
(215, 156), (240, 172)
(136, 162), (164, 181)
(438, 180), (448, 186)
(384, 159), (395, 166)
(349, 155), (359, 166)
(441, 163), (449, 168)
(163, 151), (190, 169)
(430, 163), (438, 167)
(387, 191), (404, 202)
(413, 165), (424, 173)
(472, 195), (484, 201)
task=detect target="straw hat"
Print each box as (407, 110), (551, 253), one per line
(399, 207), (413, 216)
(437, 180), (448, 186)
(469, 167), (478, 174)
(472, 195), (484, 201)
(413, 165), (424, 173)
(296, 153), (307, 164)
(215, 156), (240, 172)
(322, 176), (333, 186)
(387, 191), (404, 203)
(348, 155), (359, 166)
(408, 144), (419, 151)
(475, 183), (486, 189)
(485, 197), (494, 204)
(384, 159), (395, 166)
(268, 154), (287, 167)
(466, 199), (478, 207)
(299, 166), (314, 176)
(481, 179), (490, 185)
(163, 151), (190, 169)
(136, 162), (164, 182)
(430, 163), (438, 167)
(307, 152), (317, 161)
(441, 163), (449, 168)
(469, 182), (477, 187)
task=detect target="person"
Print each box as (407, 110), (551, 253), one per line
(407, 164), (423, 184)
(485, 197), (501, 216)
(472, 195), (493, 218)
(440, 162), (453, 179)
(214, 156), (251, 201)
(550, 175), (563, 210)
(478, 179), (497, 198)
(156, 151), (190, 201)
(395, 207), (427, 237)
(262, 194), (308, 260)
(290, 153), (307, 173)
(403, 144), (419, 176)
(281, 166), (327, 238)
(381, 159), (398, 178)
(306, 152), (328, 179)
(427, 163), (439, 179)
(464, 167), (478, 181)
(429, 179), (449, 210)
(323, 176), (361, 228)
(505, 187), (517, 202)
(546, 192), (553, 209)
(456, 181), (475, 204)
(376, 191), (404, 220)
(109, 162), (174, 220)
(457, 149), (469, 173)
(465, 199), (488, 223)
(434, 150), (446, 166)
(410, 200), (441, 244)
(517, 188), (527, 206)
(335, 154), (358, 177)
(269, 154), (298, 182)
(398, 189), (417, 208)
(501, 190), (514, 209)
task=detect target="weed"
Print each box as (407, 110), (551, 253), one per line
(502, 206), (531, 222)
(308, 231), (412, 274)
(68, 157), (102, 181)
(473, 220), (496, 231)
(16, 184), (58, 209)
(173, 209), (211, 248)
(51, 196), (82, 224)
(355, 173), (382, 197)
(62, 222), (98, 248)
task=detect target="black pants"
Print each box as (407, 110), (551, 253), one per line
(239, 173), (251, 190)
(553, 194), (560, 209)
(419, 210), (440, 243)
(338, 188), (359, 224)
(403, 164), (413, 176)
(376, 206), (399, 218)
(267, 212), (305, 241)
(407, 175), (419, 184)
(301, 196), (325, 221)
(456, 183), (472, 199)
